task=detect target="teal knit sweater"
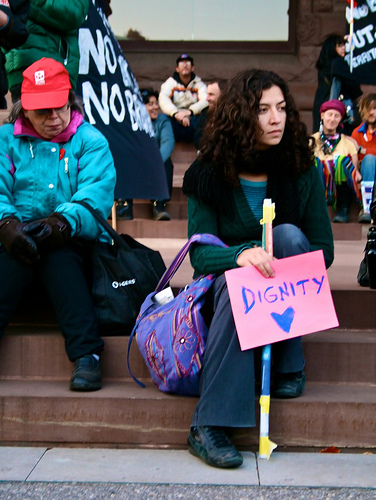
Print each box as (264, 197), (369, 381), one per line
(187, 164), (334, 277)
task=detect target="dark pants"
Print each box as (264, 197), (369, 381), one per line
(154, 157), (174, 204)
(192, 224), (310, 428)
(171, 115), (198, 142)
(0, 241), (104, 362)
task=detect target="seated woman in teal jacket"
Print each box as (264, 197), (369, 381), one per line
(182, 69), (334, 469)
(0, 58), (116, 392)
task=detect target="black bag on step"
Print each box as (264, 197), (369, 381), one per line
(76, 201), (166, 334)
(357, 226), (376, 287)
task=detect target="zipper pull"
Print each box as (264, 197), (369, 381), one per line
(64, 157), (69, 173)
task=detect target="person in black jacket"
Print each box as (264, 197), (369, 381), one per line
(313, 34), (362, 134)
(0, 0), (29, 108)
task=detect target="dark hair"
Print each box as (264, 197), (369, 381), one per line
(316, 34), (345, 70)
(140, 87), (159, 105)
(359, 93), (376, 121)
(4, 90), (84, 124)
(207, 79), (227, 92)
(199, 68), (313, 185)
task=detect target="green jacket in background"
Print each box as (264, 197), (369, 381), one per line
(4, 0), (89, 90)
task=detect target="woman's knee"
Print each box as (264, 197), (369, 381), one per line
(273, 224), (311, 258)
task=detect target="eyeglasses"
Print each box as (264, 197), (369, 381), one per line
(34, 103), (70, 116)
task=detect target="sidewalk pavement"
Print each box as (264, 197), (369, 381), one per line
(1, 447), (376, 499)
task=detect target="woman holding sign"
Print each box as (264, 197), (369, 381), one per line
(182, 69), (334, 468)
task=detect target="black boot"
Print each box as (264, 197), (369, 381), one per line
(333, 183), (352, 223)
(152, 201), (170, 221)
(116, 199), (134, 220)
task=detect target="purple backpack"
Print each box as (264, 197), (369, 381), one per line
(127, 233), (227, 396)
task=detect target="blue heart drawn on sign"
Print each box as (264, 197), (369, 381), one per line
(271, 307), (295, 333)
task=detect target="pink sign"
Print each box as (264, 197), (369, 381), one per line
(225, 250), (339, 351)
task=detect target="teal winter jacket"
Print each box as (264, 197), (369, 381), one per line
(0, 110), (116, 242)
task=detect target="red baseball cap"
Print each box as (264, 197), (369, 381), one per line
(21, 58), (72, 110)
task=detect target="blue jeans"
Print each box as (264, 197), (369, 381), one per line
(360, 155), (376, 182)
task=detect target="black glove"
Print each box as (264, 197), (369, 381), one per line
(23, 213), (72, 252)
(0, 216), (40, 265)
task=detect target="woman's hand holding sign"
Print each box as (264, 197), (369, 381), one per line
(236, 247), (276, 278)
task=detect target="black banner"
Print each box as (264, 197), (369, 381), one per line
(345, 1), (376, 84)
(76, 0), (168, 200)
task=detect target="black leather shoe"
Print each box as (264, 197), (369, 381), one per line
(188, 426), (243, 468)
(152, 201), (170, 221)
(70, 355), (102, 392)
(333, 208), (349, 223)
(358, 210), (371, 224)
(116, 200), (133, 220)
(272, 370), (306, 399)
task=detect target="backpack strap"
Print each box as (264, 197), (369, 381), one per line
(156, 233), (227, 291)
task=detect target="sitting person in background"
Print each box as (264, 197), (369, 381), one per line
(312, 99), (361, 223)
(141, 88), (175, 221)
(182, 68), (333, 469)
(351, 94), (376, 223)
(159, 54), (208, 142)
(193, 78), (226, 150)
(0, 58), (116, 392)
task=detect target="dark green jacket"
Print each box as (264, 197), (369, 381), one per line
(4, 0), (89, 90)
(187, 164), (334, 277)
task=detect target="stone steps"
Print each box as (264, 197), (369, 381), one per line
(1, 328), (375, 385)
(1, 378), (375, 448)
(1, 326), (376, 448)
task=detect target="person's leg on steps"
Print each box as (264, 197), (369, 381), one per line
(37, 242), (104, 391)
(0, 247), (34, 341)
(333, 182), (352, 223)
(359, 155), (376, 222)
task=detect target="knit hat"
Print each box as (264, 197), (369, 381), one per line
(176, 54), (194, 65)
(320, 99), (346, 118)
(21, 58), (72, 110)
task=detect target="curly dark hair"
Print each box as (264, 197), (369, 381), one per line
(199, 68), (314, 185)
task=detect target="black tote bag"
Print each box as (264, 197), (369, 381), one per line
(75, 201), (166, 334)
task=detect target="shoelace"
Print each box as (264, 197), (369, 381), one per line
(202, 426), (232, 449)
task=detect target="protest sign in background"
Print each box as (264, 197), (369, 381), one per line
(76, 0), (169, 200)
(345, 0), (376, 84)
(225, 250), (339, 351)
